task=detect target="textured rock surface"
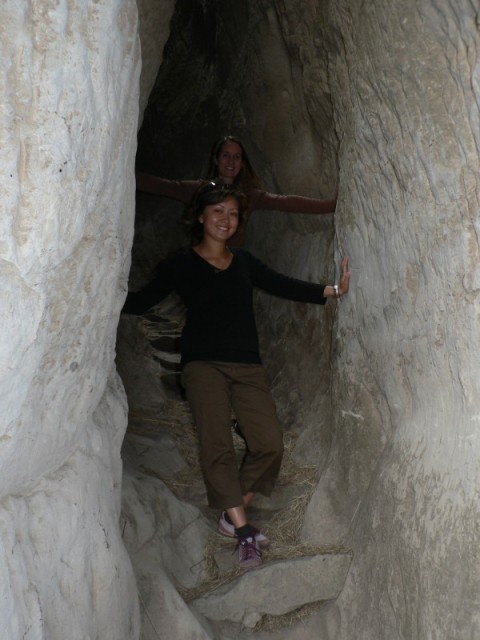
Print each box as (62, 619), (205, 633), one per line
(191, 552), (352, 628)
(4, 0), (478, 638)
(306, 1), (480, 638)
(121, 467), (213, 639)
(0, 1), (143, 637)
(137, 566), (213, 640)
(121, 469), (210, 591)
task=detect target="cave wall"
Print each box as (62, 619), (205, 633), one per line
(311, 2), (480, 638)
(0, 1), (172, 637)
(2, 0), (479, 637)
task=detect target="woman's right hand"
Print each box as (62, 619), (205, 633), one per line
(338, 256), (350, 296)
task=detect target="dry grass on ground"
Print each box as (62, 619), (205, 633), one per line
(128, 400), (351, 632)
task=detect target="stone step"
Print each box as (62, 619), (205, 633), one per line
(190, 551), (352, 629)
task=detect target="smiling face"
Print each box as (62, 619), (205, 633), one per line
(215, 141), (243, 183)
(198, 196), (240, 243)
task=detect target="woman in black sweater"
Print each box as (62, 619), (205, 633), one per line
(123, 181), (350, 568)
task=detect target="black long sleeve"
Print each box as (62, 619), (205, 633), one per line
(238, 250), (327, 304)
(122, 248), (327, 365)
(122, 260), (177, 315)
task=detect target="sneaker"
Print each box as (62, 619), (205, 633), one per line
(218, 512), (270, 548)
(237, 536), (262, 568)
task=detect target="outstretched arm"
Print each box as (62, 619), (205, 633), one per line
(135, 171), (202, 203)
(249, 189), (336, 215)
(121, 256), (178, 315)
(243, 252), (350, 304)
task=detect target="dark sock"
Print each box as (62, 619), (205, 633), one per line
(224, 511), (233, 525)
(235, 524), (255, 539)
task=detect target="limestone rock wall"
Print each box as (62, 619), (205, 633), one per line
(4, 0), (477, 636)
(308, 1), (480, 638)
(0, 1), (172, 637)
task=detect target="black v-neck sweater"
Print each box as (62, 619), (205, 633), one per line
(123, 248), (327, 366)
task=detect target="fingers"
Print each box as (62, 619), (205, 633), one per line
(339, 256), (351, 295)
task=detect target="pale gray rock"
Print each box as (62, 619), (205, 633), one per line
(122, 431), (188, 479)
(0, 373), (141, 639)
(3, 0), (478, 638)
(116, 299), (184, 413)
(0, 0), (147, 637)
(122, 469), (213, 640)
(191, 553), (352, 629)
(140, 567), (213, 640)
(212, 546), (239, 574)
(301, 1), (480, 639)
(121, 470), (210, 590)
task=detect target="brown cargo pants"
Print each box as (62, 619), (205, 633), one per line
(182, 361), (284, 509)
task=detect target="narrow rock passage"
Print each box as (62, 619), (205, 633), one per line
(117, 300), (352, 638)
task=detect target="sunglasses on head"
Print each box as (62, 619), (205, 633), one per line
(203, 180), (238, 192)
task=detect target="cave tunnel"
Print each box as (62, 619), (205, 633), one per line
(3, 0), (480, 639)
(116, 2), (346, 637)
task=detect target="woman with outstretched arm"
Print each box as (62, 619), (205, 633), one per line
(136, 135), (336, 248)
(123, 181), (350, 569)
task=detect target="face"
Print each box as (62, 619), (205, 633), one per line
(198, 196), (240, 242)
(215, 141), (243, 183)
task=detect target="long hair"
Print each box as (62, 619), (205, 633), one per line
(207, 135), (263, 190)
(183, 181), (248, 244)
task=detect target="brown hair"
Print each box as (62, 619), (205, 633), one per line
(183, 181), (247, 244)
(207, 135), (263, 191)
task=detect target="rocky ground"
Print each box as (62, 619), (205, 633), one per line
(117, 304), (352, 639)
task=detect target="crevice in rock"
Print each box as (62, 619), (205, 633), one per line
(117, 2), (347, 637)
